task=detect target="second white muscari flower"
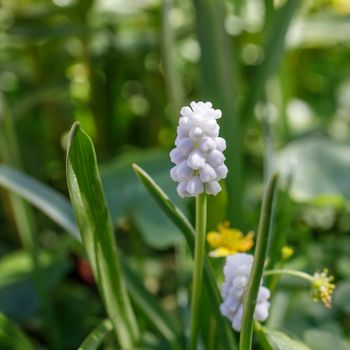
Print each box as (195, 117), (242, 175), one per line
(170, 101), (227, 197)
(220, 253), (271, 332)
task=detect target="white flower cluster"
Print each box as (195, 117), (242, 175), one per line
(220, 253), (271, 332)
(170, 101), (227, 197)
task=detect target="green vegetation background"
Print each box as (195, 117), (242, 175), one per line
(0, 0), (350, 349)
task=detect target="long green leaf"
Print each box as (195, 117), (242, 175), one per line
(78, 319), (113, 350)
(132, 164), (237, 349)
(240, 0), (300, 126)
(66, 122), (139, 348)
(0, 313), (35, 350)
(0, 165), (79, 239)
(192, 0), (243, 224)
(0, 165), (182, 346)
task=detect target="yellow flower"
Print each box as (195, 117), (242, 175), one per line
(207, 221), (254, 257)
(281, 246), (294, 261)
(311, 269), (336, 308)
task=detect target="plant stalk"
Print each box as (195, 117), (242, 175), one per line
(264, 269), (313, 282)
(189, 193), (207, 350)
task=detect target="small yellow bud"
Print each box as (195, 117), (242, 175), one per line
(281, 246), (294, 261)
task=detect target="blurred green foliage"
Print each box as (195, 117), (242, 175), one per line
(1, 0), (350, 349)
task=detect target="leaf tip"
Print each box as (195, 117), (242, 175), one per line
(132, 163), (141, 174)
(67, 121), (81, 150)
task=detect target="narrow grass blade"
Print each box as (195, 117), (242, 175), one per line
(132, 164), (237, 349)
(240, 173), (278, 350)
(66, 122), (139, 348)
(0, 313), (35, 350)
(0, 165), (79, 238)
(240, 0), (300, 126)
(78, 319), (113, 350)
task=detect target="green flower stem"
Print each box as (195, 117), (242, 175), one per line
(240, 173), (278, 350)
(263, 269), (313, 282)
(189, 193), (207, 350)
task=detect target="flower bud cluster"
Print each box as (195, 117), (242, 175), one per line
(170, 101), (227, 197)
(220, 253), (271, 332)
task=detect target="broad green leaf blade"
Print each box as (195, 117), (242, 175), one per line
(0, 165), (79, 239)
(277, 137), (350, 202)
(132, 164), (237, 349)
(66, 122), (139, 348)
(121, 260), (184, 350)
(0, 313), (35, 350)
(78, 319), (113, 350)
(263, 328), (311, 350)
(240, 0), (300, 126)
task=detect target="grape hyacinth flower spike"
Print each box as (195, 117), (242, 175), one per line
(170, 101), (227, 197)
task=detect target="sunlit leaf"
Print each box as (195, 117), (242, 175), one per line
(78, 319), (113, 350)
(66, 122), (139, 348)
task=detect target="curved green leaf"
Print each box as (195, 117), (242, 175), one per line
(132, 164), (237, 349)
(66, 122), (139, 348)
(0, 165), (78, 239)
(0, 313), (35, 350)
(78, 319), (113, 350)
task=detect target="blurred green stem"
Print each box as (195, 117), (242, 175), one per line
(264, 269), (313, 282)
(162, 0), (184, 116)
(240, 173), (278, 350)
(192, 0), (243, 226)
(0, 97), (60, 350)
(189, 193), (207, 350)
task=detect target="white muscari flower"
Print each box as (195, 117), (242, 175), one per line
(220, 253), (271, 332)
(170, 101), (227, 197)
